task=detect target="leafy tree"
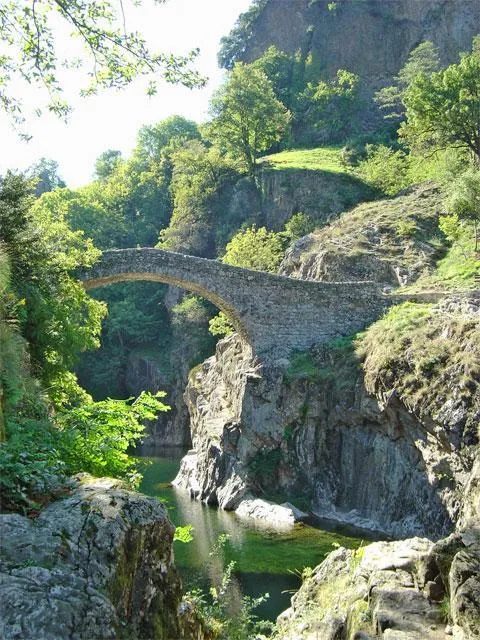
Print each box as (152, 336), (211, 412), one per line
(375, 41), (441, 121)
(252, 46), (294, 111)
(0, 248), (28, 442)
(157, 140), (238, 254)
(446, 168), (480, 251)
(56, 391), (169, 483)
(297, 69), (361, 142)
(222, 225), (285, 273)
(401, 44), (480, 165)
(209, 63), (291, 175)
(27, 157), (66, 196)
(0, 0), (204, 131)
(0, 172), (106, 406)
(33, 185), (128, 249)
(94, 150), (123, 180)
(135, 115), (200, 164)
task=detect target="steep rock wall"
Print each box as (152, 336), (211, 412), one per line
(238, 0), (480, 91)
(174, 327), (476, 539)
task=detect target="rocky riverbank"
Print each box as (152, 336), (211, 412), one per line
(0, 475), (204, 640)
(275, 515), (480, 640)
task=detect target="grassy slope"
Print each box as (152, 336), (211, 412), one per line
(260, 146), (346, 173)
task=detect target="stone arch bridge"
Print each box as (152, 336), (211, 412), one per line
(79, 248), (436, 360)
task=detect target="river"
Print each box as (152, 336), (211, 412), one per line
(139, 447), (367, 622)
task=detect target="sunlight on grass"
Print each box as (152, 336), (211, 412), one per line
(260, 146), (347, 173)
(401, 234), (480, 292)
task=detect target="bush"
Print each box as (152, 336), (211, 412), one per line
(56, 392), (169, 484)
(209, 312), (234, 337)
(222, 225), (285, 272)
(356, 145), (410, 195)
(0, 392), (169, 513)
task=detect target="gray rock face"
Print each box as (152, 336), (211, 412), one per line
(126, 348), (192, 449)
(259, 168), (376, 231)
(173, 329), (475, 539)
(275, 537), (448, 639)
(0, 476), (204, 640)
(236, 0), (480, 136)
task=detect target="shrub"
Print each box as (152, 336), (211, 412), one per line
(209, 312), (234, 337)
(356, 145), (410, 195)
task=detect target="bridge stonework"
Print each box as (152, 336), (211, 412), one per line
(79, 248), (398, 359)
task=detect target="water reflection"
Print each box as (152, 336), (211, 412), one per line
(139, 449), (363, 621)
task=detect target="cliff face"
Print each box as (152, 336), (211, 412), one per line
(238, 0), (480, 90)
(175, 325), (477, 539)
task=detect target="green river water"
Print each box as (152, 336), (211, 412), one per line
(139, 448), (365, 621)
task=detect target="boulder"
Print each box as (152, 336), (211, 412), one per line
(0, 475), (204, 640)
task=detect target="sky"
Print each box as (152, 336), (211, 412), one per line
(0, 0), (252, 187)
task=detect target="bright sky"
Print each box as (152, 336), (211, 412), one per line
(0, 0), (252, 187)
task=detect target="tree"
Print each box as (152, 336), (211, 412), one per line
(157, 140), (238, 254)
(94, 150), (123, 180)
(209, 63), (291, 175)
(135, 115), (200, 163)
(0, 0), (204, 131)
(375, 41), (441, 121)
(401, 45), (480, 165)
(0, 172), (106, 405)
(252, 46), (294, 111)
(446, 168), (480, 251)
(28, 157), (66, 196)
(298, 69), (361, 142)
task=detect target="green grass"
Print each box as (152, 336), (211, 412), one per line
(357, 302), (480, 442)
(260, 146), (346, 173)
(401, 233), (480, 292)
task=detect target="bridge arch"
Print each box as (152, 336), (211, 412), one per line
(81, 248), (252, 346)
(79, 248), (392, 360)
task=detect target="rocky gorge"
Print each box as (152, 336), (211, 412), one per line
(1, 0), (480, 637)
(171, 183), (480, 637)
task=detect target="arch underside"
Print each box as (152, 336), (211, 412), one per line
(83, 271), (252, 346)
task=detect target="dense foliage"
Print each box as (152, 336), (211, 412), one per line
(0, 172), (170, 512)
(401, 44), (480, 165)
(0, 172), (105, 404)
(209, 63), (291, 175)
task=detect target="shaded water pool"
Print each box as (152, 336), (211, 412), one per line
(139, 449), (364, 621)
